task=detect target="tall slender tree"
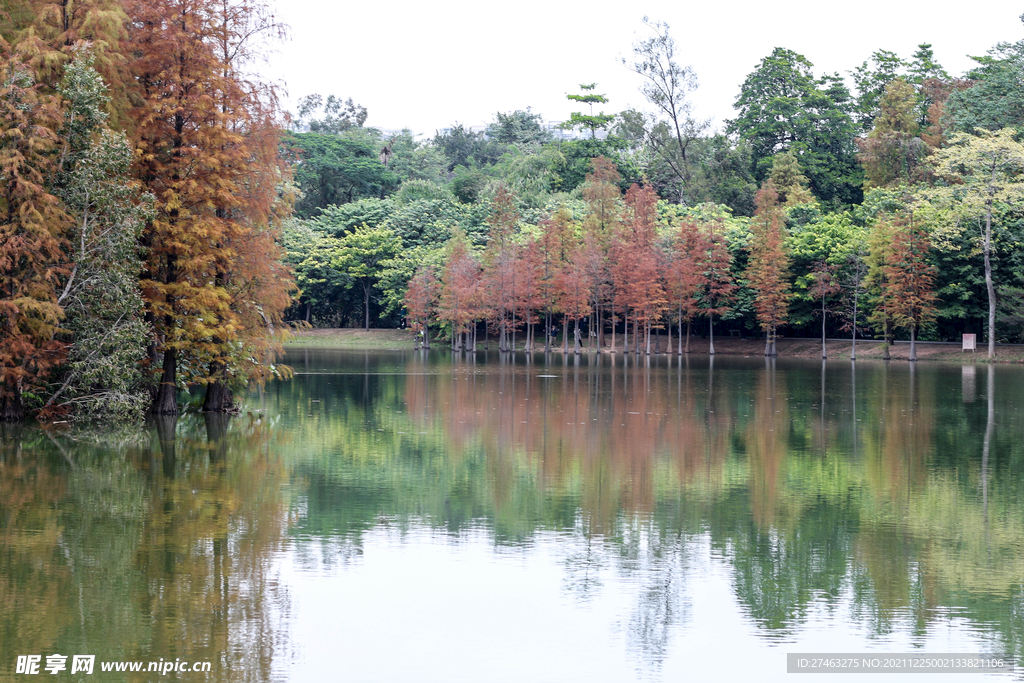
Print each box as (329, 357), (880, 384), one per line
(883, 214), (938, 361)
(125, 0), (291, 413)
(0, 43), (69, 421)
(699, 217), (737, 355)
(930, 128), (1024, 358)
(746, 182), (791, 356)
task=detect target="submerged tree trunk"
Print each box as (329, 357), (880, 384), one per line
(152, 347), (179, 415)
(202, 369), (234, 413)
(1, 384), (24, 422)
(985, 195), (996, 359)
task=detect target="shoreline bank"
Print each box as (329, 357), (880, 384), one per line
(285, 329), (1024, 363)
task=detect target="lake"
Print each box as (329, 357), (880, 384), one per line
(2, 349), (1022, 682)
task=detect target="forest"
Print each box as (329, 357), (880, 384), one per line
(286, 20), (1024, 365)
(2, 1), (1024, 422)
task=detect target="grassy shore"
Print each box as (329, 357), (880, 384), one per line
(285, 328), (1024, 363)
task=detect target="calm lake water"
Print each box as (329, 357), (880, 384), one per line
(3, 349), (1024, 682)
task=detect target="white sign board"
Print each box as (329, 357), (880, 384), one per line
(962, 333), (977, 351)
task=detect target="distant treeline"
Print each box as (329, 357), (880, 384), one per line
(283, 18), (1024, 363)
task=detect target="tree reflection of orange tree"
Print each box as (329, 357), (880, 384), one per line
(402, 358), (732, 535)
(746, 362), (789, 528)
(132, 416), (290, 683)
(0, 433), (73, 661)
(285, 355), (1024, 651)
(0, 418), (290, 683)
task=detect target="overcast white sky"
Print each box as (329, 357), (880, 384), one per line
(261, 0), (1024, 137)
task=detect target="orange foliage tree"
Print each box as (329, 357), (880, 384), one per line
(404, 266), (437, 348)
(613, 183), (666, 354)
(746, 182), (791, 357)
(581, 156), (622, 350)
(0, 43), (69, 421)
(436, 230), (482, 350)
(699, 216), (737, 355)
(125, 0), (292, 413)
(667, 217), (708, 354)
(482, 185), (519, 352)
(883, 215), (937, 361)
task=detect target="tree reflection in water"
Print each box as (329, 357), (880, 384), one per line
(0, 415), (290, 683)
(278, 350), (1024, 667)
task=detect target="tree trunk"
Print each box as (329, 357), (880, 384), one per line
(0, 384), (24, 422)
(622, 313), (628, 354)
(985, 196), (996, 359)
(203, 373), (234, 413)
(152, 347), (179, 415)
(685, 319), (692, 354)
(677, 309), (683, 356)
(610, 309), (616, 354)
(562, 316), (568, 354)
(821, 297), (827, 359)
(363, 282), (371, 331)
(545, 310), (552, 353)
(882, 320), (891, 360)
(909, 324), (918, 362)
(851, 284), (858, 361)
(574, 320), (581, 354)
(708, 315), (716, 355)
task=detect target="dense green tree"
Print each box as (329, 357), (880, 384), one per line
(944, 39), (1024, 134)
(858, 79), (929, 188)
(929, 128), (1024, 357)
(485, 108), (551, 146)
(47, 52), (152, 420)
(728, 48), (861, 208)
(285, 130), (399, 217)
(767, 150), (813, 206)
(385, 130), (449, 185)
(433, 123), (505, 171)
(685, 136), (757, 216)
(332, 224), (402, 330)
(281, 219), (348, 325)
(850, 49), (907, 132)
(293, 93), (367, 134)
